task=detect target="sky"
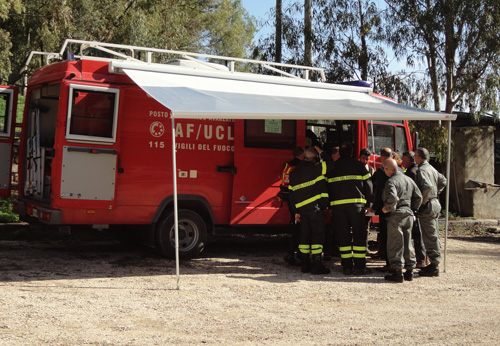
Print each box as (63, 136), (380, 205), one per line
(240, 1), (274, 42)
(240, 1), (273, 21)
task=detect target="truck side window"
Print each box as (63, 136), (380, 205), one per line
(395, 126), (408, 153)
(66, 85), (119, 143)
(244, 119), (296, 149)
(368, 123), (395, 153)
(0, 92), (10, 135)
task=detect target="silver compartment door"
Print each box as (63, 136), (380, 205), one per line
(0, 143), (11, 190)
(60, 146), (117, 200)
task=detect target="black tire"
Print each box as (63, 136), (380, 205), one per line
(155, 209), (207, 259)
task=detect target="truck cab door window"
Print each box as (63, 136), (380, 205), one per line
(66, 85), (119, 144)
(395, 126), (408, 153)
(368, 123), (395, 154)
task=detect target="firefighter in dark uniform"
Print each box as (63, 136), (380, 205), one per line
(414, 148), (447, 277)
(289, 146), (333, 275)
(328, 142), (373, 275)
(382, 158), (422, 282)
(281, 147), (304, 266)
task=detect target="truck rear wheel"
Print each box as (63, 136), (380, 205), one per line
(155, 209), (207, 259)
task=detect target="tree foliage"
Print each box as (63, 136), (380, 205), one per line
(0, 0), (255, 84)
(409, 120), (449, 164)
(385, 0), (500, 118)
(0, 0), (22, 83)
(314, 0), (387, 83)
(254, 0), (391, 87)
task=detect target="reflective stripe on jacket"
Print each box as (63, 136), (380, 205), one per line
(281, 157), (301, 186)
(289, 155), (333, 213)
(327, 157), (372, 207)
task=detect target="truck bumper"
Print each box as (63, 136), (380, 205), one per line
(13, 200), (63, 225)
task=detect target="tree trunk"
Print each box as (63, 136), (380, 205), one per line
(427, 45), (441, 112)
(304, 0), (313, 67)
(358, 0), (368, 81)
(275, 0), (282, 63)
(424, 0), (441, 112)
(443, 0), (457, 113)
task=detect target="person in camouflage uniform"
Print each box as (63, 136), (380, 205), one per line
(414, 148), (447, 277)
(382, 159), (422, 282)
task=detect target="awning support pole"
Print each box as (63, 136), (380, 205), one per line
(370, 120), (375, 170)
(444, 120), (452, 273)
(171, 116), (180, 289)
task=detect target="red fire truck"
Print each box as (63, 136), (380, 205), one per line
(11, 40), (416, 258)
(0, 85), (17, 198)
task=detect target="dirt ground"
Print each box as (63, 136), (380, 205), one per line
(0, 227), (499, 346)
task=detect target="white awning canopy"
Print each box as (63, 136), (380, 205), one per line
(109, 60), (456, 121)
(108, 59), (455, 288)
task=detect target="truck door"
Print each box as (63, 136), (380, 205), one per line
(230, 119), (298, 225)
(0, 86), (17, 198)
(59, 84), (120, 202)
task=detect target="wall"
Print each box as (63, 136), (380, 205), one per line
(450, 126), (500, 218)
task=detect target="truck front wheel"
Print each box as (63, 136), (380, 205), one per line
(155, 209), (207, 259)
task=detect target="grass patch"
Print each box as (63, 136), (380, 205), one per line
(443, 222), (491, 237)
(0, 198), (19, 223)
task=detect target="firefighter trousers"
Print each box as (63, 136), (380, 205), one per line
(333, 204), (368, 269)
(298, 210), (326, 256)
(386, 211), (416, 270)
(411, 218), (426, 263)
(377, 213), (389, 265)
(418, 199), (442, 265)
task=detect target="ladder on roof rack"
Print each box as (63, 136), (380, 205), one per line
(21, 39), (326, 82)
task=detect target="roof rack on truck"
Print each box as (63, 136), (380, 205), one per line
(21, 39), (327, 83)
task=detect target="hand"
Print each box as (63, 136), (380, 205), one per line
(295, 213), (301, 223)
(314, 146), (323, 155)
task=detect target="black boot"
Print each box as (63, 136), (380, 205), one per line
(404, 269), (413, 281)
(385, 269), (403, 283)
(311, 254), (330, 275)
(419, 263), (439, 277)
(341, 258), (353, 275)
(301, 253), (311, 273)
(353, 267), (372, 275)
(353, 257), (371, 275)
(284, 251), (295, 265)
(284, 251), (303, 266)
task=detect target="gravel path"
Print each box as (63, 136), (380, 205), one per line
(0, 231), (499, 345)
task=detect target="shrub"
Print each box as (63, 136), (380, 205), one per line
(0, 198), (19, 223)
